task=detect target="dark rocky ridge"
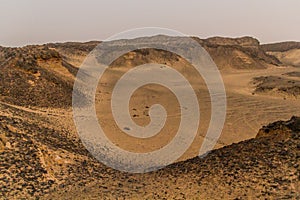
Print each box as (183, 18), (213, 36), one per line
(284, 71), (300, 78)
(261, 41), (300, 52)
(252, 76), (300, 98)
(257, 116), (300, 138)
(46, 41), (100, 54)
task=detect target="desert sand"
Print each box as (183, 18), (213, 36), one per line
(0, 37), (299, 199)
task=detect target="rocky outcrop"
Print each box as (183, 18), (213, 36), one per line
(252, 76), (300, 98)
(0, 45), (76, 108)
(261, 42), (300, 67)
(205, 36), (260, 47)
(194, 36), (281, 69)
(261, 42), (300, 52)
(257, 116), (300, 138)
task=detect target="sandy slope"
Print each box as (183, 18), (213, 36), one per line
(220, 66), (300, 145)
(44, 116), (300, 200)
(268, 49), (300, 67)
(90, 64), (300, 162)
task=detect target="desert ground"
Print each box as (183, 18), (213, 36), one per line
(0, 36), (299, 199)
(91, 47), (300, 162)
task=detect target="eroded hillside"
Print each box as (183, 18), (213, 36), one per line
(262, 41), (300, 67)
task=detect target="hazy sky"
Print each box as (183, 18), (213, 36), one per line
(1, 0), (299, 46)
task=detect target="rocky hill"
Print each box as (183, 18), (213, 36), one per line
(0, 45), (75, 108)
(48, 36), (281, 70)
(261, 42), (300, 67)
(196, 36), (281, 69)
(0, 36), (282, 109)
